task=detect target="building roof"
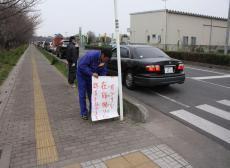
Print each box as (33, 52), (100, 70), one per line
(130, 9), (227, 21)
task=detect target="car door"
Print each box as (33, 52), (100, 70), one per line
(108, 47), (130, 76)
(120, 47), (130, 73)
(107, 49), (118, 76)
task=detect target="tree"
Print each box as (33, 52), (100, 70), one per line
(0, 0), (40, 49)
(0, 0), (40, 21)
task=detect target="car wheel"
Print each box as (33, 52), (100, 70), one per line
(125, 71), (135, 89)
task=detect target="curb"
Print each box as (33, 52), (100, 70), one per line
(38, 48), (149, 123)
(123, 94), (149, 123)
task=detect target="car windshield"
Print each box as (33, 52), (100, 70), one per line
(134, 47), (169, 59)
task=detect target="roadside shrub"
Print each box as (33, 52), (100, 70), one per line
(0, 45), (27, 85)
(166, 51), (230, 66)
(39, 48), (68, 77)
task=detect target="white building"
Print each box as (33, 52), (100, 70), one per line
(130, 9), (228, 51)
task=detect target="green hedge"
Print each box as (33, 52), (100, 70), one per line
(38, 49), (68, 77)
(0, 45), (27, 85)
(166, 51), (230, 66)
(84, 45), (230, 66)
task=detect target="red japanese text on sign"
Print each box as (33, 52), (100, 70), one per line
(91, 77), (119, 121)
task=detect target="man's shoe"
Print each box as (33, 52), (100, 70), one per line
(81, 115), (88, 120)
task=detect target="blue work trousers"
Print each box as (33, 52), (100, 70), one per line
(77, 75), (92, 116)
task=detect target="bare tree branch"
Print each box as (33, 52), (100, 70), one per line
(0, 0), (40, 21)
(0, 0), (41, 49)
(0, 0), (17, 5)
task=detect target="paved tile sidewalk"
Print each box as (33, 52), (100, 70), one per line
(0, 45), (192, 168)
(64, 144), (192, 168)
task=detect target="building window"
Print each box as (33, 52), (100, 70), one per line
(191, 37), (196, 46)
(183, 36), (189, 46)
(152, 34), (156, 39)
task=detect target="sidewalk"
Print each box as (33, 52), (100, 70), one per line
(0, 45), (226, 168)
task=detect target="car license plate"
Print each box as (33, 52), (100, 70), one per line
(164, 67), (174, 74)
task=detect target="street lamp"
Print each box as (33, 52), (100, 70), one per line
(114, 0), (124, 121)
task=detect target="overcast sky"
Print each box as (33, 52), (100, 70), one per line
(36, 0), (229, 37)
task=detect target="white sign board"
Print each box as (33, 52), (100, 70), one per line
(91, 76), (119, 121)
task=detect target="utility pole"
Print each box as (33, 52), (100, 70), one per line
(114, 0), (124, 121)
(162, 0), (167, 9)
(225, 0), (230, 55)
(209, 19), (213, 52)
(162, 0), (168, 50)
(79, 27), (82, 47)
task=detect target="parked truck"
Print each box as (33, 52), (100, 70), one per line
(52, 34), (79, 59)
(52, 34), (63, 56)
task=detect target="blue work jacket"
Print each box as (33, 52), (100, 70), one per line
(77, 50), (107, 79)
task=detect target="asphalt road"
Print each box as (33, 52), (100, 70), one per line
(124, 64), (230, 147)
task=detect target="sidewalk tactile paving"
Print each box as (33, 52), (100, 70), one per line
(105, 156), (132, 168)
(64, 163), (81, 168)
(32, 57), (59, 165)
(135, 161), (159, 168)
(123, 152), (151, 166)
(73, 145), (192, 168)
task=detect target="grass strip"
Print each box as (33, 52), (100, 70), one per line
(0, 45), (27, 85)
(38, 48), (68, 78)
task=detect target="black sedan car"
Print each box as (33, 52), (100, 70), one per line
(107, 45), (185, 89)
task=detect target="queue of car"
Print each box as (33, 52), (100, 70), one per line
(36, 40), (185, 89)
(36, 38), (79, 59)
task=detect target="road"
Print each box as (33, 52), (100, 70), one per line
(124, 64), (230, 147)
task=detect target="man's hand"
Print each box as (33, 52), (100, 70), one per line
(98, 62), (105, 67)
(92, 73), (98, 78)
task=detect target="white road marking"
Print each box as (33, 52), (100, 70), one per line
(185, 66), (226, 75)
(196, 104), (230, 120)
(193, 79), (230, 89)
(217, 100), (230, 107)
(154, 92), (190, 108)
(170, 109), (230, 143)
(190, 75), (230, 80)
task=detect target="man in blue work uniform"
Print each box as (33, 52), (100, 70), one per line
(77, 48), (112, 120)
